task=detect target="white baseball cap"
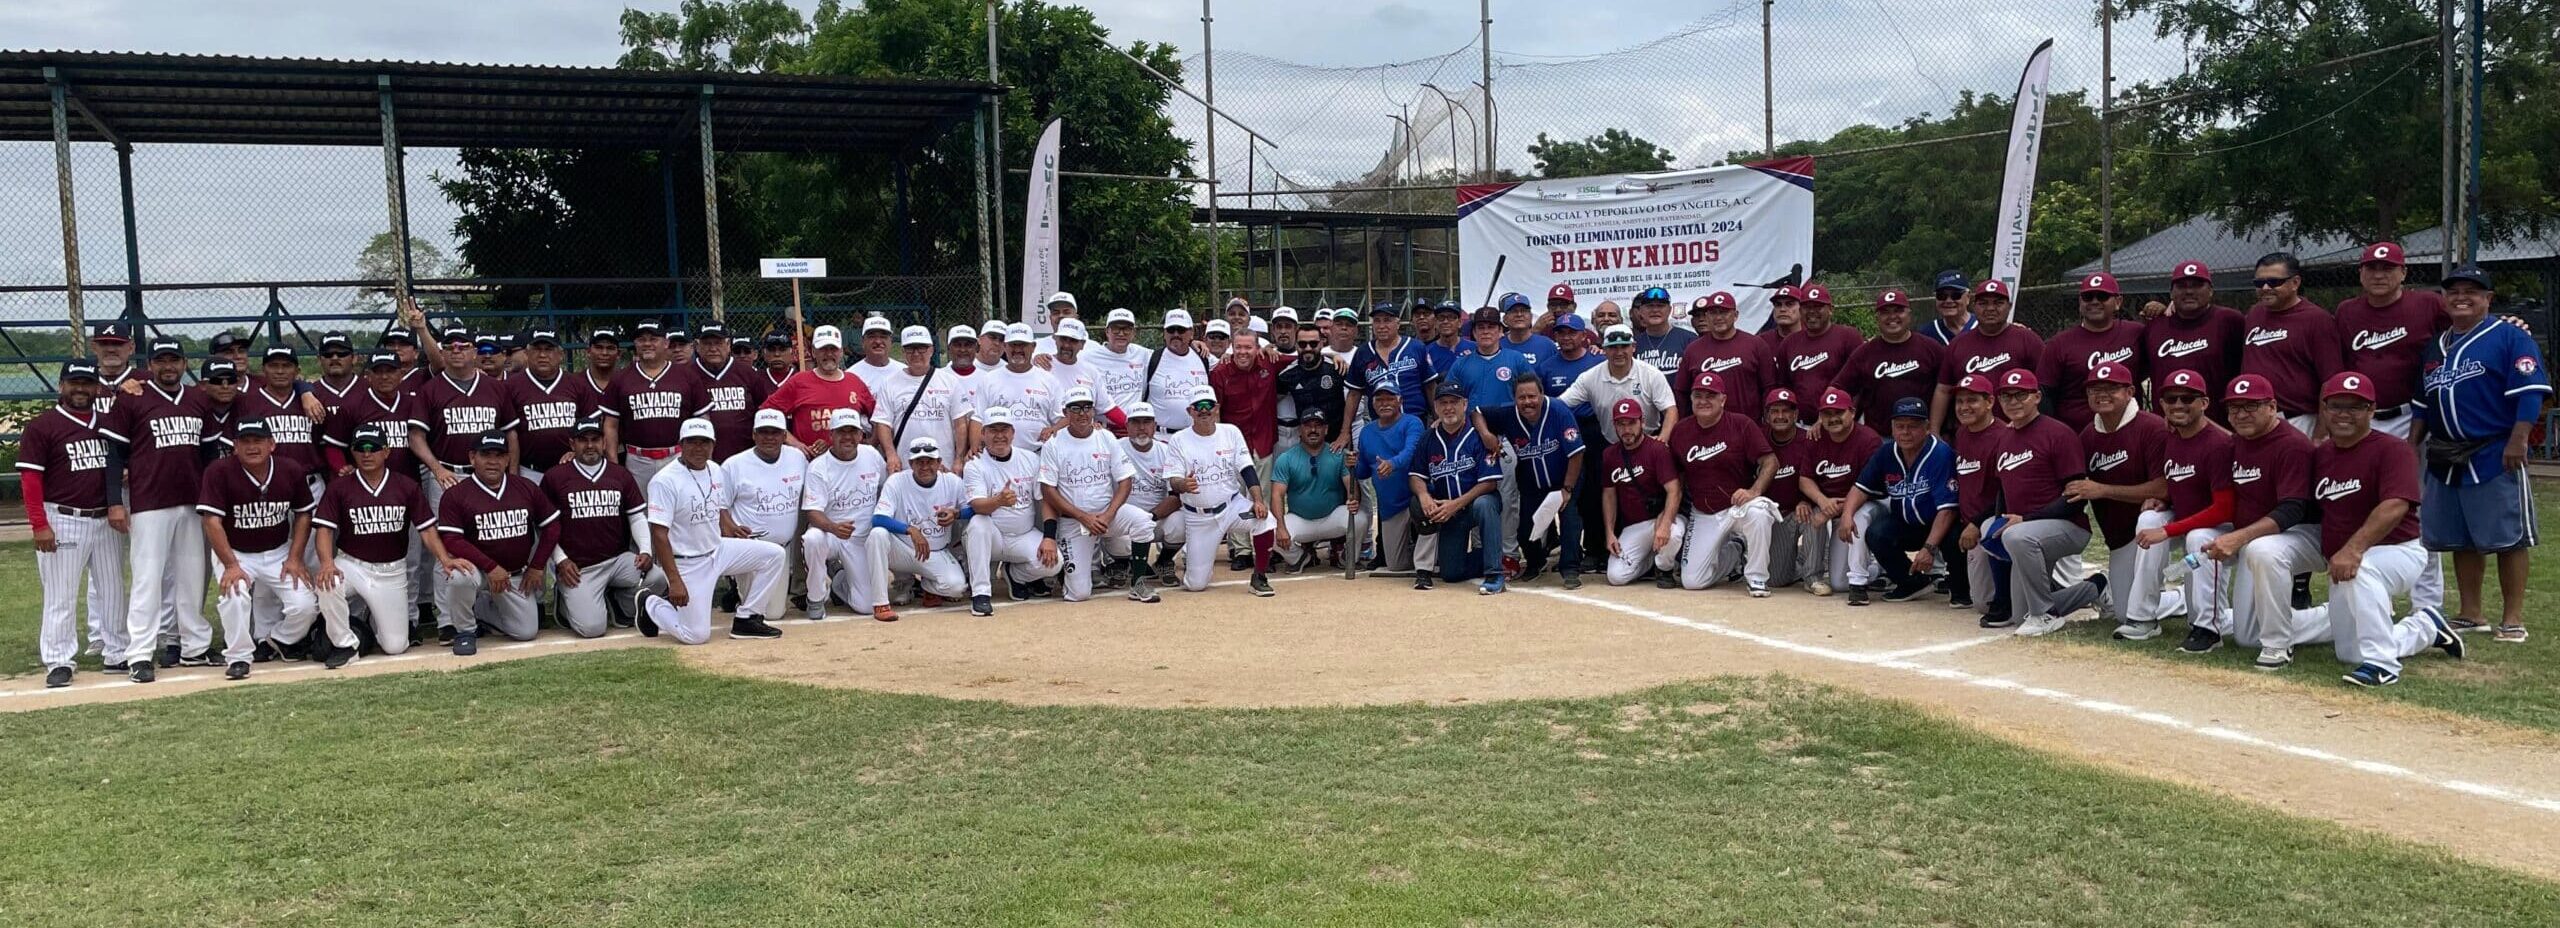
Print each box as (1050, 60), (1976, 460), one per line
(1045, 291), (1077, 309)
(1247, 317), (1269, 335)
(1204, 319), (1232, 336)
(678, 417), (716, 441)
(1124, 401), (1156, 420)
(752, 408), (789, 431)
(1053, 318), (1089, 342)
(945, 324), (979, 344)
(1062, 384), (1096, 406)
(906, 436), (942, 459)
(1188, 384), (1219, 406)
(1105, 308), (1137, 326)
(979, 320), (1008, 338)
(811, 325), (845, 349)
(1004, 323), (1036, 345)
(828, 408), (869, 431)
(900, 325), (933, 347)
(861, 315), (894, 334)
(1163, 309), (1194, 330)
(1271, 306), (1299, 323)
(979, 405), (1015, 427)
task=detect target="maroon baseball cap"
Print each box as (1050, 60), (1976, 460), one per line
(2322, 371), (2376, 402)
(1548, 283), (1577, 304)
(2089, 362), (2134, 386)
(1974, 279), (2013, 299)
(2171, 260), (2212, 284)
(1875, 289), (1909, 309)
(1611, 397), (1645, 422)
(1799, 284), (1833, 307)
(2079, 272), (2120, 296)
(1764, 387), (1799, 408)
(1956, 373), (1998, 395)
(1772, 284), (1801, 302)
(1997, 368), (2040, 393)
(1690, 370), (1727, 395)
(2224, 373), (2275, 403)
(2360, 242), (2405, 267)
(1691, 291), (1738, 313)
(1818, 387), (1854, 411)
(2159, 369), (2209, 395)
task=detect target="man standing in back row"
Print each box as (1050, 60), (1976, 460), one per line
(2413, 264), (2546, 644)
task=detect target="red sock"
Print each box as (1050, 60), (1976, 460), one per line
(1252, 530), (1274, 575)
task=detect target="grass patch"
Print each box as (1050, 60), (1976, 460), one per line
(2, 652), (2552, 926)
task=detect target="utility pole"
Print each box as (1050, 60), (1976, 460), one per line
(2463, 0), (2483, 263)
(2438, 0), (2455, 277)
(1480, 0), (1494, 176)
(987, 0), (1008, 319)
(2099, 0), (2114, 274)
(1205, 0), (1220, 303)
(1762, 0), (1775, 158)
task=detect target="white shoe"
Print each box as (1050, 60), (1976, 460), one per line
(2254, 646), (2292, 670)
(2013, 613), (2067, 637)
(1806, 579), (1833, 597)
(1748, 584), (1770, 598)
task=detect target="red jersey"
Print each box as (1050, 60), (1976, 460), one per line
(1801, 423), (1882, 503)
(2312, 431), (2423, 556)
(2079, 409), (2170, 547)
(2240, 299), (2341, 416)
(542, 459), (651, 566)
(18, 405), (114, 511)
(2038, 320), (2146, 432)
(1941, 322), (2046, 388)
(1600, 437), (1678, 523)
(2159, 422), (2234, 519)
(758, 369), (875, 447)
(410, 372), (520, 466)
(2229, 421), (2316, 528)
(1951, 422), (2004, 520)
(1666, 411), (1773, 515)
(311, 374), (363, 422)
(322, 388), (419, 477)
(689, 359), (769, 460)
(235, 383), (325, 474)
(1991, 414), (2087, 529)
(507, 370), (588, 471)
(314, 470), (430, 564)
(1676, 330), (1776, 422)
(1776, 324), (1865, 402)
(197, 456), (314, 554)
(2334, 289), (2450, 410)
(434, 473), (560, 573)
(1209, 357), (1281, 457)
(1765, 431), (1807, 510)
(2141, 307), (2247, 417)
(1833, 335), (1942, 433)
(102, 383), (223, 512)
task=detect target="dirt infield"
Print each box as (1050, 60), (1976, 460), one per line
(11, 570), (2560, 878)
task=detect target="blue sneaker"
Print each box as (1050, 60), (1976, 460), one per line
(2341, 663), (2399, 687)
(1479, 576), (1507, 595)
(2423, 607), (2466, 660)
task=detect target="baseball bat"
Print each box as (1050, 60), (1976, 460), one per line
(1478, 255), (1507, 311)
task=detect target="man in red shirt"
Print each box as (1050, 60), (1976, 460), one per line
(2196, 374), (2322, 669)
(2133, 369), (2240, 653)
(2138, 260), (2248, 423)
(759, 323), (885, 458)
(1776, 285), (1864, 402)
(1676, 292), (1775, 422)
(22, 360), (128, 687)
(1934, 280), (2046, 426)
(1834, 290), (1943, 433)
(1759, 389), (1814, 589)
(1209, 329), (1281, 463)
(2237, 252), (2342, 435)
(1970, 369), (2102, 636)
(1665, 372), (1780, 594)
(1599, 398), (1682, 586)
(1793, 387), (1882, 601)
(2038, 273), (2145, 432)
(2058, 363), (2173, 639)
(2332, 241), (2450, 440)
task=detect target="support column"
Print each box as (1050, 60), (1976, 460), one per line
(661, 151), (684, 310)
(378, 76), (414, 308)
(2099, 0), (2114, 274)
(698, 86), (724, 322)
(987, 0), (1008, 318)
(116, 144), (141, 324)
(1203, 0), (1220, 303)
(47, 68), (85, 336)
(973, 108), (995, 320)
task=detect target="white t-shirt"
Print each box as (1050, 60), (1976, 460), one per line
(1144, 346), (1213, 432)
(1043, 354), (1126, 419)
(963, 449), (1043, 535)
(1039, 428), (1134, 515)
(873, 366), (971, 461)
(1119, 436), (1173, 512)
(1080, 342), (1153, 410)
(967, 364), (1063, 453)
(848, 357), (901, 399)
(875, 469), (969, 552)
(1166, 423), (1253, 509)
(719, 448), (807, 540)
(645, 460), (732, 559)
(1560, 360), (1678, 432)
(801, 445), (889, 526)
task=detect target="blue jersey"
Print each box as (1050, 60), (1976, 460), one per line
(2415, 317), (2551, 483)
(1853, 434), (1960, 526)
(1443, 346), (1532, 416)
(1421, 341), (1464, 388)
(1349, 338), (1431, 415)
(1921, 316), (1975, 345)
(1354, 413), (1424, 519)
(1412, 423), (1501, 501)
(1502, 332), (1560, 368)
(1487, 405), (1586, 494)
(1536, 349), (1605, 411)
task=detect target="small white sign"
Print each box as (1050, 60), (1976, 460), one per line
(759, 257), (828, 278)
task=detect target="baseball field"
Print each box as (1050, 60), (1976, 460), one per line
(5, 495), (2560, 924)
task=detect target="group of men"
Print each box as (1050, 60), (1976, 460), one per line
(22, 248), (2546, 691)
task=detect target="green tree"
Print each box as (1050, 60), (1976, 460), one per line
(350, 231), (470, 313)
(1525, 128), (1676, 178)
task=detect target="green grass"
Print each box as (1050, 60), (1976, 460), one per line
(2, 652), (2554, 926)
(0, 540), (56, 677)
(2051, 479), (2560, 734)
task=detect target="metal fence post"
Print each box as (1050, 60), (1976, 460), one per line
(378, 76), (414, 307)
(973, 107), (995, 321)
(699, 85), (724, 322)
(661, 151), (684, 310)
(116, 144), (143, 325)
(2099, 0), (2114, 274)
(46, 67), (85, 337)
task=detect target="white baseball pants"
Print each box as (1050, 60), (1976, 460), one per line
(1058, 507), (1155, 602)
(557, 555), (658, 638)
(1276, 505), (1352, 561)
(2176, 524), (2238, 633)
(803, 526), (885, 614)
(639, 538), (786, 645)
(315, 555), (411, 653)
(1678, 498), (1778, 590)
(870, 531), (969, 600)
(1605, 517), (1682, 586)
(123, 504), (203, 665)
(1175, 495), (1272, 592)
(2233, 525), (2333, 650)
(215, 546), (321, 665)
(2103, 509), (2185, 623)
(1803, 503), (1877, 590)
(965, 518), (1064, 597)
(36, 509), (128, 670)
(2257, 538), (2440, 672)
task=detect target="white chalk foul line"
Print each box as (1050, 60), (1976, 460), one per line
(1519, 586), (2560, 818)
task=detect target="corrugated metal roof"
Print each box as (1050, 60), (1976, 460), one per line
(2298, 223), (2560, 266)
(0, 50), (1000, 152)
(2066, 212), (2357, 287)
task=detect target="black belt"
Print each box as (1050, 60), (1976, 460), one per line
(675, 551), (715, 560)
(1182, 501), (1228, 516)
(2375, 405), (2407, 421)
(51, 504), (108, 519)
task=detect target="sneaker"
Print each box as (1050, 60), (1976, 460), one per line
(45, 666), (72, 688)
(2422, 607), (2464, 660)
(1249, 574), (1275, 597)
(1869, 576), (1896, 592)
(1979, 611), (2018, 629)
(1415, 575), (1435, 591)
(130, 663), (155, 684)
(806, 607), (830, 622)
(158, 644), (181, 668)
(2253, 646), (2291, 671)
(2341, 663), (2399, 687)
(1654, 569), (1678, 590)
(1883, 578), (1932, 603)
(277, 639), (311, 663)
(323, 646), (355, 670)
(1480, 576), (1507, 595)
(1846, 586), (1869, 606)
(1007, 579), (1032, 602)
(1561, 572), (1583, 591)
(2495, 624), (2530, 644)
(2176, 626), (2222, 654)
(2013, 613), (2067, 637)
(1154, 558), (1181, 588)
(1515, 555), (1545, 585)
(2112, 621), (2162, 641)
(1947, 593), (1974, 609)
(1500, 555), (1524, 580)
(224, 661), (251, 681)
(2043, 575), (2108, 620)
(970, 595), (994, 617)
(437, 626), (457, 646)
(252, 640), (280, 663)
(1806, 578), (1833, 597)
(103, 660), (129, 673)
(1229, 552), (1252, 573)
(1748, 584), (1770, 598)
(1370, 567), (1415, 578)
(176, 651), (214, 667)
(873, 604), (901, 622)
(633, 591), (665, 637)
(729, 616), (783, 639)
(81, 640), (103, 658)
(1126, 578), (1161, 604)
(918, 592), (946, 609)
(451, 631), (478, 656)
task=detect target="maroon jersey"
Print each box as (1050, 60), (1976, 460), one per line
(1765, 432), (1807, 510)
(1941, 321), (2046, 388)
(570, 370), (619, 418)
(411, 372), (520, 466)
(1675, 331), (1775, 421)
(1833, 335), (1943, 433)
(310, 374), (363, 421)
(542, 459), (650, 566)
(1801, 423), (1883, 503)
(1992, 414), (2087, 529)
(397, 366), (433, 397)
(689, 359), (767, 460)
(197, 456), (314, 554)
(1776, 324), (1865, 403)
(2312, 431), (2423, 556)
(2038, 321), (2146, 432)
(435, 474), (559, 573)
(314, 470), (430, 564)
(235, 383), (325, 474)
(1600, 437), (1678, 523)
(2142, 307), (2248, 415)
(507, 370), (588, 471)
(2229, 421), (2316, 528)
(102, 383), (222, 512)
(1667, 411), (1773, 515)
(92, 367), (133, 418)
(18, 405), (114, 510)
(758, 366), (798, 392)
(2240, 299), (2342, 416)
(2334, 289), (2450, 410)
(1951, 422), (2004, 520)
(2160, 422), (2234, 519)
(604, 362), (707, 449)
(2079, 410), (2170, 547)
(323, 388), (419, 477)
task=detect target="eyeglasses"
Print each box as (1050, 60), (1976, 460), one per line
(2251, 276), (2295, 289)
(351, 443), (386, 453)
(1065, 402), (1094, 411)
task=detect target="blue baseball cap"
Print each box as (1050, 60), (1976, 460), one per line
(1932, 269), (1970, 293)
(1497, 292), (1532, 312)
(1551, 313), (1589, 333)
(2443, 263), (2493, 290)
(1635, 287), (1671, 304)
(1369, 301), (1403, 317)
(1891, 397), (1929, 420)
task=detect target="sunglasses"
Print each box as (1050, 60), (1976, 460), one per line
(1206, 332), (1231, 339)
(1297, 341), (1321, 350)
(1190, 401), (1217, 412)
(206, 377), (240, 385)
(351, 442), (387, 453)
(321, 350), (355, 358)
(2078, 294), (2113, 303)
(2251, 276), (2295, 289)
(2159, 393), (2206, 405)
(1065, 402), (1094, 411)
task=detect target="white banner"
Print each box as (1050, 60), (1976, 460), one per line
(1989, 39), (2056, 291)
(758, 257), (827, 278)
(1457, 158), (1815, 333)
(1019, 118), (1065, 332)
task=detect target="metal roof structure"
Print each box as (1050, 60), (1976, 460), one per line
(2065, 212), (2357, 288)
(2298, 222), (2560, 267)
(0, 50), (999, 152)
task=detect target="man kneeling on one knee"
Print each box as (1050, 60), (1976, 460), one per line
(635, 418), (789, 644)
(434, 430), (561, 654)
(1966, 369), (2102, 636)
(962, 405), (1065, 616)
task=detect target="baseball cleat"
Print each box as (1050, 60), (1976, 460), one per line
(729, 615), (783, 639)
(2423, 607), (2464, 660)
(224, 661), (251, 681)
(1747, 584), (1770, 598)
(130, 663), (155, 684)
(158, 644), (181, 668)
(177, 651), (214, 667)
(872, 604), (901, 622)
(632, 591), (665, 637)
(451, 631), (478, 656)
(252, 640), (280, 663)
(2341, 663), (2399, 687)
(1249, 574), (1275, 597)
(45, 666), (72, 688)
(969, 595), (994, 617)
(1414, 575), (1435, 591)
(103, 660), (129, 674)
(2253, 646), (2291, 671)
(2112, 621), (2161, 641)
(1846, 586), (1870, 606)
(323, 646), (354, 670)
(2176, 626), (2222, 654)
